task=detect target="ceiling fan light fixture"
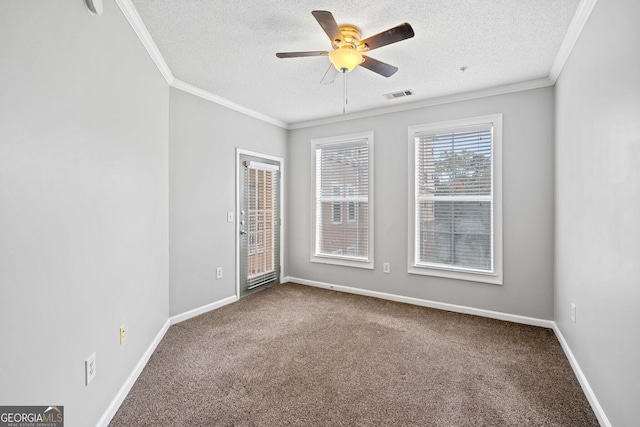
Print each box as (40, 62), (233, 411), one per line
(329, 48), (363, 73)
(276, 11), (413, 79)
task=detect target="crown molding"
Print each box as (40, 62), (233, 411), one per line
(549, 0), (599, 82)
(170, 79), (288, 129)
(114, 0), (174, 84)
(115, 0), (287, 128)
(115, 0), (590, 131)
(287, 77), (554, 130)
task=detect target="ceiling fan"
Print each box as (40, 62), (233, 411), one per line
(276, 10), (415, 84)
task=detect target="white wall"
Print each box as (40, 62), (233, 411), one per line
(288, 87), (555, 320)
(555, 0), (640, 424)
(4, 0), (637, 425)
(168, 88), (287, 316)
(0, 2), (169, 427)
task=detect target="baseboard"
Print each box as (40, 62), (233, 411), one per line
(96, 319), (170, 427)
(95, 295), (238, 426)
(552, 324), (611, 427)
(95, 286), (609, 427)
(169, 295), (238, 325)
(283, 276), (554, 328)
(284, 276), (609, 424)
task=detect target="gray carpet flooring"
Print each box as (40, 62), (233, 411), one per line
(109, 282), (599, 426)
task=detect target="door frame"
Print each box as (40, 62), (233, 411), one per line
(235, 148), (285, 299)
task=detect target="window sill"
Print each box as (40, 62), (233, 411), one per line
(312, 255), (374, 270)
(408, 264), (502, 285)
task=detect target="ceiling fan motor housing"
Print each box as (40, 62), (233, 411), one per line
(333, 25), (362, 48)
(329, 25), (364, 72)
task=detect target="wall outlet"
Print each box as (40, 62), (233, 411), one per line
(571, 303), (576, 323)
(85, 353), (96, 385)
(383, 262), (391, 274)
(120, 325), (126, 344)
(216, 267), (223, 279)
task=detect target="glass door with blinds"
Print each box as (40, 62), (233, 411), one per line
(238, 154), (281, 297)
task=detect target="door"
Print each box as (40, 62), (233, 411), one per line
(238, 154), (281, 297)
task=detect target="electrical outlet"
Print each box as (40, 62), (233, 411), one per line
(120, 325), (126, 344)
(383, 263), (390, 274)
(216, 267), (223, 279)
(571, 303), (576, 323)
(85, 353), (96, 385)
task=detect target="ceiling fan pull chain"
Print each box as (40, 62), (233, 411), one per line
(343, 70), (348, 114)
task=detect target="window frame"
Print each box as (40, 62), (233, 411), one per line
(408, 114), (503, 285)
(310, 131), (374, 269)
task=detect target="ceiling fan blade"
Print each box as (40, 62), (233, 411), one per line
(360, 55), (398, 77)
(312, 10), (342, 43)
(320, 64), (339, 84)
(360, 22), (415, 51)
(276, 51), (329, 58)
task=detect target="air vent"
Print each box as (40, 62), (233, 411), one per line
(383, 89), (414, 100)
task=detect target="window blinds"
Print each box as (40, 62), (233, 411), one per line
(414, 125), (493, 272)
(315, 140), (369, 260)
(245, 162), (279, 289)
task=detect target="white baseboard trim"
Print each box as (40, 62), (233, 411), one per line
(95, 295), (238, 427)
(553, 324), (611, 427)
(169, 295), (238, 325)
(284, 276), (609, 424)
(96, 319), (170, 427)
(283, 277), (554, 328)
(95, 286), (609, 427)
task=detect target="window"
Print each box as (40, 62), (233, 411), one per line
(408, 115), (502, 284)
(311, 132), (374, 269)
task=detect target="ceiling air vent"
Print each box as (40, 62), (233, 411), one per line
(383, 89), (414, 100)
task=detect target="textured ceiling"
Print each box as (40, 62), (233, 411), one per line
(130, 0), (581, 125)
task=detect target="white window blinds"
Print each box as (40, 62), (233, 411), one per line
(312, 133), (373, 268)
(414, 124), (494, 273)
(245, 161), (279, 289)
